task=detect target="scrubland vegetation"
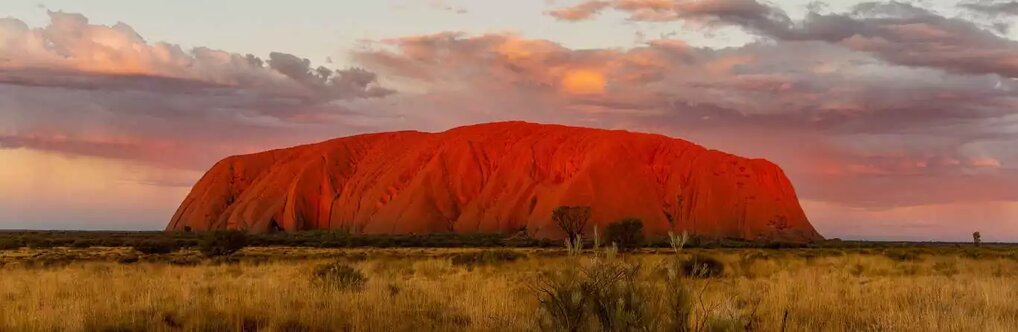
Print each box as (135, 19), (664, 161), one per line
(1, 232), (1016, 331)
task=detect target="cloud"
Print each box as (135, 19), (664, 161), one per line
(352, 30), (1018, 209)
(266, 52), (394, 100)
(548, 1), (1018, 78)
(548, 0), (793, 31)
(960, 1), (1018, 16)
(0, 12), (393, 103)
(428, 0), (469, 14)
(0, 12), (401, 170)
(547, 0), (611, 21)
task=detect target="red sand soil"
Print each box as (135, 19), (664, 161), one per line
(167, 122), (822, 241)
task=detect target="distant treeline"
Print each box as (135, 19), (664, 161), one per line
(0, 230), (1011, 250)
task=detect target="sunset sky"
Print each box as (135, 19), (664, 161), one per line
(1, 0), (1017, 241)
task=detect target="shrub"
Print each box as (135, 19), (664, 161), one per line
(681, 254), (725, 278)
(0, 238), (22, 251)
(533, 268), (588, 332)
(132, 240), (181, 255)
(199, 231), (248, 257)
(449, 250), (524, 267)
(580, 260), (655, 331)
(312, 262), (367, 290)
(534, 258), (661, 332)
(552, 206), (591, 240)
(603, 218), (644, 251)
(118, 254), (140, 264)
(665, 274), (694, 331)
(24, 238), (54, 249)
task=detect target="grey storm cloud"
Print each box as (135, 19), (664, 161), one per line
(960, 1), (1018, 16)
(266, 52), (394, 100)
(548, 0), (1018, 78)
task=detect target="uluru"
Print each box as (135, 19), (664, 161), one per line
(167, 122), (822, 241)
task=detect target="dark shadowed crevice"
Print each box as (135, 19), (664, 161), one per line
(268, 219), (283, 233)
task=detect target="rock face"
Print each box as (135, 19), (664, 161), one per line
(167, 122), (822, 241)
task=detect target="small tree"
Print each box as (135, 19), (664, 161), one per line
(552, 206), (591, 240)
(199, 230), (248, 257)
(604, 218), (644, 251)
(973, 231), (981, 247)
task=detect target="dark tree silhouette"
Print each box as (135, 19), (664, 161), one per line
(604, 218), (644, 251)
(552, 206), (591, 239)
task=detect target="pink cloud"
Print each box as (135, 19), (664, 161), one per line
(0, 12), (392, 102)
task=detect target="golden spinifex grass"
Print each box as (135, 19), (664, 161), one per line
(0, 247), (1017, 331)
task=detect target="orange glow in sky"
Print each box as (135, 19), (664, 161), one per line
(560, 69), (606, 95)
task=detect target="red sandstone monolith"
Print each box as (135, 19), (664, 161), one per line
(167, 122), (822, 241)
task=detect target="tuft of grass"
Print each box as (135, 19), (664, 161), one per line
(533, 267), (588, 332)
(933, 260), (960, 276)
(580, 258), (656, 331)
(534, 249), (662, 332)
(883, 249), (921, 262)
(312, 262), (367, 291)
(681, 254), (725, 278)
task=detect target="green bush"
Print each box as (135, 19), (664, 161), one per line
(681, 254), (725, 278)
(132, 240), (181, 255)
(199, 231), (248, 257)
(603, 218), (644, 251)
(449, 250), (524, 267)
(0, 238), (22, 251)
(312, 262), (367, 290)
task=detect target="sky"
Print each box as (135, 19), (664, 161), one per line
(1, 0), (1017, 241)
